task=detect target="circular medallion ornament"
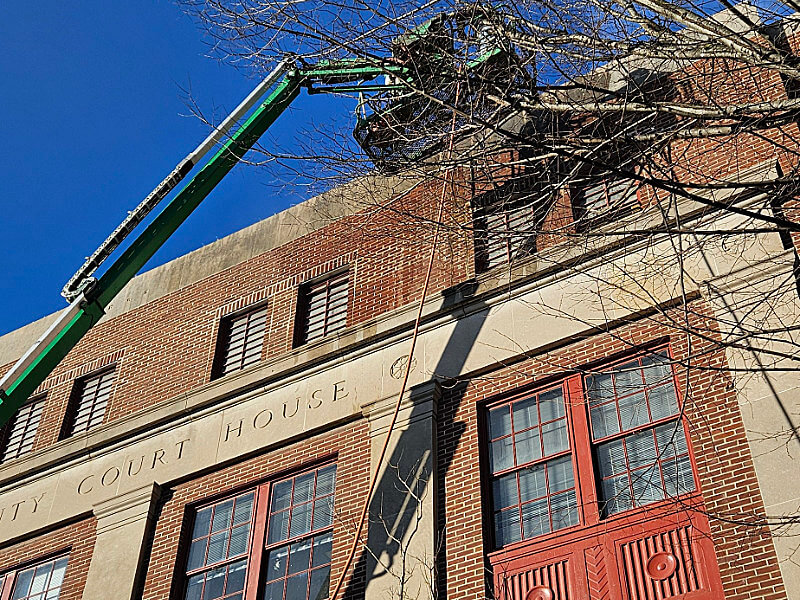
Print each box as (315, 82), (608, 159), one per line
(646, 552), (678, 580)
(390, 355), (417, 379)
(526, 586), (555, 600)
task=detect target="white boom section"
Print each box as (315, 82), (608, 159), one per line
(0, 294), (87, 394)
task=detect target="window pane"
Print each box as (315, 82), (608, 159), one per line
(489, 406), (512, 439)
(521, 498), (550, 538)
(518, 465), (546, 502)
(233, 494), (254, 525)
(271, 481), (293, 513)
(316, 466), (336, 497)
(290, 503), (312, 538)
(539, 388), (565, 422)
(262, 580), (284, 600)
(288, 540), (312, 575)
(193, 508), (213, 538)
(266, 546), (289, 582)
(514, 429), (542, 464)
(641, 352), (672, 386)
(590, 402), (619, 439)
(229, 524), (250, 557)
(662, 456), (695, 496)
(494, 508), (521, 547)
(207, 531), (229, 565)
(550, 491), (578, 531)
(313, 498), (333, 529)
(541, 420), (568, 456)
(655, 423), (689, 457)
(309, 567), (330, 600)
(597, 438), (627, 478)
(489, 436), (514, 473)
(614, 361), (644, 396)
(186, 574), (204, 600)
(649, 385), (679, 420)
(511, 397), (537, 430)
(293, 473), (315, 504)
(212, 501), (233, 533)
(285, 572), (309, 600)
(202, 566), (225, 600)
(618, 391), (649, 431)
(225, 560), (247, 595)
(631, 466), (665, 505)
(586, 373), (614, 403)
(187, 539), (208, 572)
(625, 430), (658, 469)
(268, 510), (290, 545)
(547, 456), (574, 493)
(492, 472), (520, 509)
(601, 474), (632, 516)
(312, 533), (333, 568)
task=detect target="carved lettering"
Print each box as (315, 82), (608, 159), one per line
(283, 398), (300, 419)
(78, 475), (95, 495)
(225, 420), (244, 442)
(10, 501), (24, 521)
(127, 456), (145, 477)
(309, 389), (324, 409)
(253, 408), (273, 429)
(151, 449), (166, 469)
(30, 493), (45, 513)
(101, 467), (120, 487)
(176, 439), (190, 460)
(333, 381), (348, 403)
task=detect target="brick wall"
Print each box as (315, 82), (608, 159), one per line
(0, 518), (96, 600)
(437, 301), (787, 600)
(142, 420), (370, 600)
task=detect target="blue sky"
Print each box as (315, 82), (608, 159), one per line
(0, 1), (350, 335)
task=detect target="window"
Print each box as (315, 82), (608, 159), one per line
(474, 177), (551, 271)
(63, 367), (115, 437)
(484, 348), (696, 550)
(572, 177), (638, 222)
(586, 352), (695, 516)
(262, 465), (336, 600)
(185, 492), (254, 600)
(213, 304), (269, 379)
(295, 271), (349, 346)
(0, 394), (45, 462)
(487, 385), (578, 547)
(0, 555), (69, 599)
(182, 464), (336, 600)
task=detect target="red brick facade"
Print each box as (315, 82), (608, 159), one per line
(0, 29), (796, 600)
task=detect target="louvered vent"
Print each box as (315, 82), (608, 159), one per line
(484, 203), (538, 269)
(1, 395), (44, 462)
(620, 525), (701, 600)
(498, 559), (571, 600)
(68, 368), (115, 436)
(577, 179), (637, 219)
(215, 305), (268, 378)
(296, 271), (349, 345)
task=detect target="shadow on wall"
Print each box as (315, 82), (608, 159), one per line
(343, 280), (489, 600)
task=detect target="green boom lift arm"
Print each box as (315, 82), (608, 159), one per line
(0, 58), (410, 427)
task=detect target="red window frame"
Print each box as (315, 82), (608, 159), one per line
(486, 382), (580, 546)
(0, 555), (69, 600)
(181, 463), (336, 600)
(484, 346), (723, 600)
(484, 346), (705, 550)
